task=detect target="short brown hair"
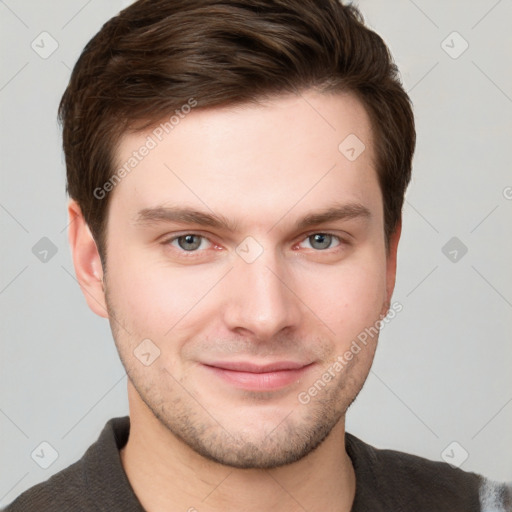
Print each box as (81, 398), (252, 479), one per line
(59, 0), (415, 261)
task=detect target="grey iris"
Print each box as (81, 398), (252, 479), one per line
(178, 235), (202, 251)
(309, 233), (332, 250)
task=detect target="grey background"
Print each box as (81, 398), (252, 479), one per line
(1, 0), (511, 506)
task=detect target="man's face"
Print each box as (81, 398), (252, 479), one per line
(101, 90), (397, 469)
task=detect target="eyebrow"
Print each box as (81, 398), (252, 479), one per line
(134, 202), (371, 232)
(134, 206), (238, 231)
(293, 202), (371, 231)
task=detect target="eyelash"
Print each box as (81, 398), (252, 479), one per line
(161, 231), (349, 256)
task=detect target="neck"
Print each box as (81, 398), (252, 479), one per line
(120, 383), (356, 512)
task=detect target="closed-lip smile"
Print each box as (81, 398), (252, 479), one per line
(201, 360), (315, 391)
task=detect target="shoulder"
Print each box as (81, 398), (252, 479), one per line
(3, 416), (134, 512)
(346, 432), (512, 511)
(2, 458), (93, 512)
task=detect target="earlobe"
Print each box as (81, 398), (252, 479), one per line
(67, 200), (109, 318)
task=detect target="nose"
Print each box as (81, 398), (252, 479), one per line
(221, 249), (302, 340)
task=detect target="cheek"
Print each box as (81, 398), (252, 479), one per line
(105, 252), (222, 338)
(293, 253), (387, 340)
(105, 235), (387, 350)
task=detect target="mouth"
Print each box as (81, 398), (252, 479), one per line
(201, 360), (315, 391)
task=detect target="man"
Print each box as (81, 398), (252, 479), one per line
(4, 0), (511, 510)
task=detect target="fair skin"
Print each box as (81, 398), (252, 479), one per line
(68, 90), (401, 512)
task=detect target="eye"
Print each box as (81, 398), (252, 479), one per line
(169, 234), (212, 252)
(299, 233), (341, 251)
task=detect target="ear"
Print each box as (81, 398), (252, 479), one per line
(67, 200), (108, 318)
(384, 219), (402, 311)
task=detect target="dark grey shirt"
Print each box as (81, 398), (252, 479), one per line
(3, 416), (511, 511)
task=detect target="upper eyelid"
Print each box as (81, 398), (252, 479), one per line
(297, 232), (344, 247)
(300, 230), (345, 239)
(164, 231), (347, 250)
(166, 233), (215, 247)
(162, 231), (213, 242)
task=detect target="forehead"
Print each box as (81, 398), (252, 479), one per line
(110, 90), (380, 230)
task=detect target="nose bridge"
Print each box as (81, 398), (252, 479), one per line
(223, 243), (301, 337)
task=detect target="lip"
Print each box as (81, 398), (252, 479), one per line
(201, 360), (314, 391)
